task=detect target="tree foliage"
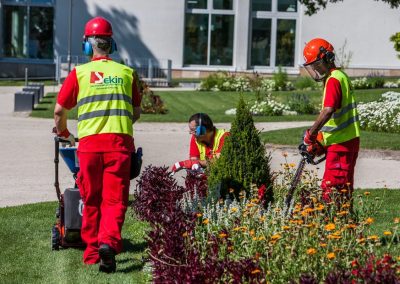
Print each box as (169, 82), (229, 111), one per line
(208, 96), (272, 201)
(299, 0), (400, 15)
(390, 32), (400, 59)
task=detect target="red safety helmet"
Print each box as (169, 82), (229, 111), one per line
(84, 17), (113, 37)
(303, 38), (334, 65)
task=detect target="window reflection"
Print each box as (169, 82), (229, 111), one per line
(252, 0), (272, 11)
(29, 7), (54, 59)
(251, 18), (271, 66)
(184, 14), (209, 65)
(210, 15), (234, 65)
(276, 19), (296, 66)
(278, 0), (297, 12)
(3, 6), (28, 58)
(187, 0), (207, 9)
(213, 0), (233, 10)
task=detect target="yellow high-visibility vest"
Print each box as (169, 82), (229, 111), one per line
(321, 69), (360, 145)
(195, 128), (228, 160)
(76, 59), (134, 139)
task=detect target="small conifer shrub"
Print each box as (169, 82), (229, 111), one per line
(208, 96), (273, 203)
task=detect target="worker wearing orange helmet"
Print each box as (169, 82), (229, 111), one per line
(302, 38), (360, 205)
(54, 17), (142, 272)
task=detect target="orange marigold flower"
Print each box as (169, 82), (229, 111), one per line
(327, 252), (336, 260)
(328, 234), (341, 240)
(337, 211), (348, 216)
(356, 238), (366, 244)
(384, 231), (392, 236)
(365, 217), (374, 225)
(340, 189), (348, 194)
(182, 232), (188, 237)
(394, 218), (399, 224)
(325, 223), (336, 231)
(364, 191), (370, 196)
(228, 246), (234, 252)
(342, 203), (351, 208)
(196, 213), (202, 218)
(202, 218), (209, 225)
(271, 234), (281, 240)
(249, 230), (255, 236)
(219, 233), (227, 238)
(282, 152), (288, 157)
(230, 207), (238, 213)
(306, 248), (317, 255)
(319, 242), (327, 248)
(259, 216), (266, 222)
(347, 224), (357, 229)
(251, 269), (261, 274)
(282, 226), (290, 230)
(251, 198), (259, 203)
(258, 236), (266, 241)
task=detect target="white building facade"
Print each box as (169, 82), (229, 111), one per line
(0, 0), (399, 78)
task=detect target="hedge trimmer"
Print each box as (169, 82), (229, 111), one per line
(284, 142), (326, 215)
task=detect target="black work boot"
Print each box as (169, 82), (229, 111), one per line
(99, 244), (116, 273)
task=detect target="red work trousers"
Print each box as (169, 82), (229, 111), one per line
(321, 150), (358, 203)
(76, 151), (130, 264)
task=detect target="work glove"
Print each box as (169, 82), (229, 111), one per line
(171, 159), (201, 173)
(306, 142), (325, 157)
(56, 128), (75, 146)
(303, 129), (317, 146)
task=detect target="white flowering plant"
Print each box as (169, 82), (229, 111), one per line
(249, 94), (291, 116)
(358, 91), (400, 133)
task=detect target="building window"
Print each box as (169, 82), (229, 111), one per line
(184, 0), (235, 66)
(2, 0), (54, 59)
(250, 0), (298, 68)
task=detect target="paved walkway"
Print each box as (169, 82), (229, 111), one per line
(0, 86), (399, 207)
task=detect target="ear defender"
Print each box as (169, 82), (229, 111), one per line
(319, 46), (335, 63)
(195, 113), (207, 136)
(82, 38), (117, 55)
(82, 39), (93, 56)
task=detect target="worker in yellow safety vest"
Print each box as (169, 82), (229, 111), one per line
(171, 113), (230, 173)
(302, 38), (360, 205)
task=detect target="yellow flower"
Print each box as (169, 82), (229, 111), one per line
(364, 191), (370, 196)
(340, 189), (348, 194)
(251, 198), (259, 203)
(347, 224), (357, 229)
(356, 238), (366, 244)
(337, 211), (348, 216)
(230, 207), (238, 213)
(325, 223), (336, 231)
(289, 163), (296, 168)
(202, 218), (209, 225)
(251, 269), (261, 274)
(328, 233), (342, 240)
(271, 234), (281, 240)
(394, 218), (400, 224)
(365, 217), (374, 225)
(258, 236), (266, 241)
(196, 213), (202, 218)
(182, 232), (188, 237)
(384, 231), (392, 236)
(282, 226), (290, 230)
(315, 204), (325, 211)
(306, 248), (317, 255)
(367, 235), (379, 241)
(249, 230), (255, 236)
(342, 203), (351, 208)
(319, 242), (327, 248)
(327, 252), (336, 260)
(259, 216), (266, 222)
(233, 226), (241, 231)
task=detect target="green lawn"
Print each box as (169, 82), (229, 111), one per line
(261, 127), (400, 151)
(0, 202), (149, 284)
(0, 80), (57, 86)
(0, 189), (397, 283)
(31, 88), (400, 122)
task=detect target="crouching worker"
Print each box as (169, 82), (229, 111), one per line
(171, 113), (229, 174)
(54, 17), (142, 273)
(302, 38), (360, 207)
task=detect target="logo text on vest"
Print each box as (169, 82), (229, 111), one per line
(90, 72), (124, 85)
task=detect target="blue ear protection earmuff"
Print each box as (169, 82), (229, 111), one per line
(82, 37), (117, 56)
(195, 113), (207, 136)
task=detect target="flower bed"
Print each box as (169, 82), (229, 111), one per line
(358, 91), (400, 133)
(133, 166), (400, 283)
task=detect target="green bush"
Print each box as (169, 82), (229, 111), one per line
(208, 96), (273, 201)
(199, 72), (228, 91)
(294, 76), (318, 90)
(141, 87), (168, 114)
(273, 66), (288, 91)
(367, 77), (385, 89)
(287, 93), (317, 114)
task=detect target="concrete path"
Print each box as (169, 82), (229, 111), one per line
(0, 87), (399, 207)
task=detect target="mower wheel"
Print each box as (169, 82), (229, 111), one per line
(51, 225), (60, 251)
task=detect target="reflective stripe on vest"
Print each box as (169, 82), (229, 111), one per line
(321, 70), (360, 145)
(195, 128), (227, 160)
(76, 60), (134, 139)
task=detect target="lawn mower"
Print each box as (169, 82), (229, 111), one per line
(51, 136), (84, 250)
(284, 142), (326, 215)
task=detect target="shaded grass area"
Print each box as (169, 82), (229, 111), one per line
(0, 202), (149, 284)
(30, 88), (400, 122)
(261, 127), (400, 151)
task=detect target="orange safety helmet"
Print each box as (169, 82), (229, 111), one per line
(303, 38), (335, 66)
(84, 17), (113, 37)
